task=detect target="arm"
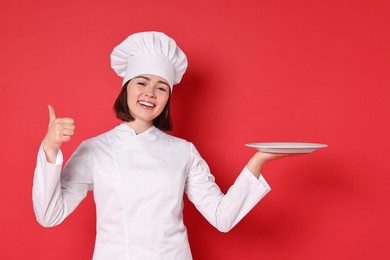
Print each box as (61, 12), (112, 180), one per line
(32, 142), (93, 227)
(32, 106), (92, 227)
(185, 143), (271, 233)
(32, 144), (65, 227)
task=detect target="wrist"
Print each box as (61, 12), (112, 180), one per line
(42, 142), (59, 164)
(246, 156), (263, 178)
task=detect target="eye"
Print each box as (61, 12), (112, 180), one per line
(157, 87), (168, 92)
(137, 82), (146, 86)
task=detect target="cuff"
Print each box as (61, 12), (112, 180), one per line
(243, 166), (271, 192)
(39, 143), (63, 165)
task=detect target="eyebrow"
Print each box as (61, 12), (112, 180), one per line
(134, 75), (170, 88)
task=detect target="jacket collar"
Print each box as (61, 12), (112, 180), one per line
(115, 123), (160, 141)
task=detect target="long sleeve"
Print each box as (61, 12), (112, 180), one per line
(32, 142), (93, 227)
(184, 143), (271, 233)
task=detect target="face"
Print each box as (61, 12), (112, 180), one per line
(126, 74), (170, 126)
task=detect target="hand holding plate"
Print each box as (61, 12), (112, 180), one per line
(245, 142), (327, 178)
(246, 151), (304, 177)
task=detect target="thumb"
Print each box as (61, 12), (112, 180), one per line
(48, 105), (56, 122)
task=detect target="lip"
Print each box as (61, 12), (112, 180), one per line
(137, 100), (156, 110)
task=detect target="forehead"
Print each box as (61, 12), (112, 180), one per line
(134, 74), (169, 84)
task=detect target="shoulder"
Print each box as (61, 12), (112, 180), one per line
(68, 125), (121, 163)
(159, 131), (187, 143)
(157, 130), (202, 157)
(158, 130), (192, 148)
(77, 125), (123, 151)
(88, 124), (125, 142)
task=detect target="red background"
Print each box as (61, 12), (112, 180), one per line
(1, 0), (389, 259)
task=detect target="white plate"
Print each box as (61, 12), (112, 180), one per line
(245, 142), (328, 153)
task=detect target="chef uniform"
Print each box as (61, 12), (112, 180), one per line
(32, 32), (271, 260)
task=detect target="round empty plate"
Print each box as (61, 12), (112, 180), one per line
(245, 142), (328, 153)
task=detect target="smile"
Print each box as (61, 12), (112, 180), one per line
(138, 101), (156, 109)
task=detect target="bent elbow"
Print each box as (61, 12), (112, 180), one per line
(35, 213), (63, 228)
(215, 219), (234, 233)
(214, 213), (236, 233)
(216, 225), (233, 233)
(37, 220), (54, 228)
(33, 205), (64, 228)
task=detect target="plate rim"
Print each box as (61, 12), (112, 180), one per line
(245, 142), (328, 149)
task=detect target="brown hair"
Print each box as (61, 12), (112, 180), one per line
(113, 80), (173, 131)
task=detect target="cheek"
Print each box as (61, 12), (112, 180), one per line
(126, 96), (138, 112)
(159, 95), (169, 108)
(126, 89), (139, 104)
(126, 95), (133, 107)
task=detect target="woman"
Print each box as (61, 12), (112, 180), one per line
(33, 31), (297, 259)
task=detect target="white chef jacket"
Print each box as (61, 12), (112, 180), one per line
(33, 123), (271, 260)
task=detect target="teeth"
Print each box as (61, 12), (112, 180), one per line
(138, 101), (155, 108)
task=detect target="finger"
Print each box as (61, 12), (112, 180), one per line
(48, 105), (56, 122)
(61, 135), (71, 142)
(62, 128), (75, 136)
(62, 123), (76, 130)
(62, 118), (75, 124)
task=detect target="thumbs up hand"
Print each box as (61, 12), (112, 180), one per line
(42, 105), (75, 163)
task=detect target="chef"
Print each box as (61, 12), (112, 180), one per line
(33, 31), (295, 260)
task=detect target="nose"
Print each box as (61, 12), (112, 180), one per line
(144, 86), (156, 98)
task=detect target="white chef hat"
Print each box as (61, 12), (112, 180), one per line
(110, 31), (188, 89)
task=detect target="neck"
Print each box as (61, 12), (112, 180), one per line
(125, 120), (153, 135)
